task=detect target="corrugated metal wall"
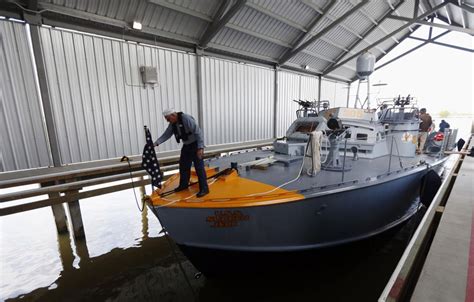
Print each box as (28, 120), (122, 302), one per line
(0, 20), (51, 172)
(201, 57), (274, 146)
(321, 78), (348, 108)
(39, 26), (198, 164)
(276, 71), (319, 137)
(1, 23), (347, 172)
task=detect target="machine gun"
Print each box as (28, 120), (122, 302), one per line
(394, 94), (412, 107)
(293, 99), (318, 118)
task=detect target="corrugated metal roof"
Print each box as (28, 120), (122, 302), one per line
(3, 0), (471, 82)
(229, 6), (301, 45)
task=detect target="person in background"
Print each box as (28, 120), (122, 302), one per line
(154, 109), (209, 197)
(417, 108), (432, 154)
(439, 119), (450, 133)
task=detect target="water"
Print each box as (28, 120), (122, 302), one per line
(1, 180), (426, 302)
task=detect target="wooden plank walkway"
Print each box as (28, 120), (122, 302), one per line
(411, 144), (474, 301)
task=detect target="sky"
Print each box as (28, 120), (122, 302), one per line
(353, 23), (473, 117)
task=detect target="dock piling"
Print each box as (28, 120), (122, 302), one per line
(41, 182), (68, 234)
(64, 180), (86, 240)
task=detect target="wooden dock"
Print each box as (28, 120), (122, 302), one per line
(379, 134), (473, 302)
(0, 140), (272, 239)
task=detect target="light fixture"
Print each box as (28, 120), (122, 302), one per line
(303, 65), (309, 70)
(132, 21), (142, 30)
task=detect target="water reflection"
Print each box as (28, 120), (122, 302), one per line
(1, 182), (425, 301)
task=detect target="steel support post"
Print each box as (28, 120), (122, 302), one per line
(28, 25), (62, 167)
(273, 66), (280, 138)
(195, 48), (204, 129)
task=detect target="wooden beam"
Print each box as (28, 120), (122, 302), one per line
(0, 179), (151, 216)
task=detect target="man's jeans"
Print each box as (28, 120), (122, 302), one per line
(179, 142), (209, 192)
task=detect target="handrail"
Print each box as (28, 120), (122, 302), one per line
(0, 140), (274, 216)
(0, 140), (273, 189)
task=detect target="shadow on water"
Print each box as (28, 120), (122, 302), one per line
(8, 204), (426, 302)
(198, 206), (426, 302)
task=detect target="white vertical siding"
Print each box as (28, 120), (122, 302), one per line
(276, 71), (319, 137)
(0, 20), (50, 172)
(39, 27), (198, 164)
(201, 57), (274, 146)
(276, 71), (300, 137)
(300, 75), (319, 102)
(321, 78), (349, 108)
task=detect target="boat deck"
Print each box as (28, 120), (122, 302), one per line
(411, 151), (474, 301)
(205, 149), (444, 195)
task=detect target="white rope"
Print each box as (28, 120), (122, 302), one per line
(154, 178), (219, 208)
(245, 137), (312, 197)
(306, 130), (323, 176)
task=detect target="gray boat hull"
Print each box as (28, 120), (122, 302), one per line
(153, 168), (426, 253)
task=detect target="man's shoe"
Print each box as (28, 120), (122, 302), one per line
(175, 185), (188, 192)
(196, 189), (209, 198)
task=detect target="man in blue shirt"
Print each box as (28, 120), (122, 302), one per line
(154, 109), (209, 197)
(439, 119), (450, 133)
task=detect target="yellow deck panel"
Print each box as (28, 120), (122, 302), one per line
(150, 168), (304, 208)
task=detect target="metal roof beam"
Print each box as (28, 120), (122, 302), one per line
(408, 35), (474, 52)
(301, 0), (388, 53)
(446, 0), (474, 14)
(387, 15), (474, 35)
(423, 0), (465, 29)
(414, 0), (420, 17)
(279, 0), (369, 65)
(322, 0), (406, 75)
(245, 2), (307, 32)
(375, 30), (450, 71)
(28, 0), (38, 11)
(38, 3), (198, 44)
(289, 0), (336, 51)
(323, 1), (450, 76)
(148, 0), (212, 22)
(199, 0), (247, 48)
(223, 23), (341, 65)
(225, 23), (292, 48)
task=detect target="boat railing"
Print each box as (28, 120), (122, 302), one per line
(302, 162), (422, 196)
(387, 134), (404, 173)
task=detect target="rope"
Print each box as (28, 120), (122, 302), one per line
(122, 154), (197, 301)
(159, 167), (235, 197)
(157, 178), (219, 206)
(148, 204), (197, 301)
(121, 156), (145, 212)
(244, 135), (312, 197)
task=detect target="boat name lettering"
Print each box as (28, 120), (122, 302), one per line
(206, 210), (250, 228)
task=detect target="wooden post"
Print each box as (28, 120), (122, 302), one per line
(57, 232), (75, 273)
(138, 176), (146, 197)
(141, 205), (149, 240)
(67, 197), (85, 239)
(51, 201), (69, 234)
(65, 179), (86, 240)
(41, 182), (68, 234)
(138, 176), (149, 240)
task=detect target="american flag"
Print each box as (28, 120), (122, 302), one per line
(142, 126), (162, 188)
